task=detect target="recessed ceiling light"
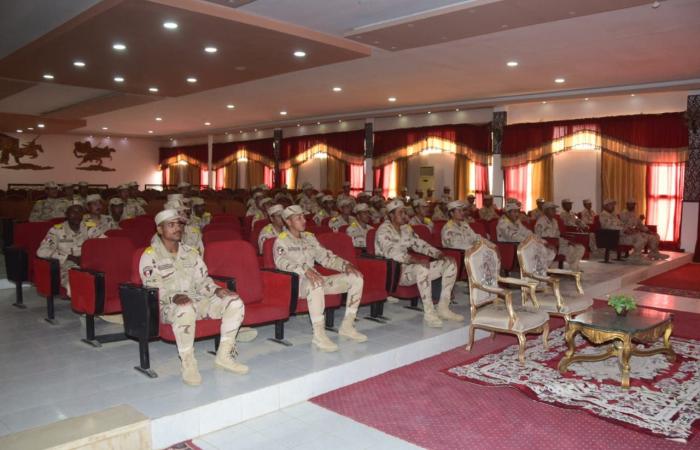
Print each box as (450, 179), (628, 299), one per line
(148, 130), (154, 134)
(43, 74), (54, 80)
(427, 111), (432, 114)
(16, 129), (23, 133)
(541, 101), (547, 104)
(317, 121), (321, 125)
(506, 61), (518, 67)
(112, 43), (126, 51)
(554, 78), (565, 83)
(338, 120), (342, 123)
(254, 128), (258, 132)
(332, 86), (342, 92)
(584, 97), (589, 101)
(204, 122), (211, 126)
(398, 113), (402, 117)
(630, 93), (636, 97)
(155, 117), (163, 121)
(239, 130), (243, 134)
(297, 123), (300, 127)
(73, 61), (86, 68)
(149, 87), (159, 93)
(101, 127), (108, 130)
(186, 77), (197, 83)
(388, 97), (397, 102)
(114, 76), (124, 83)
(455, 108), (460, 112)
(163, 21), (178, 30)
(280, 111), (288, 116)
(293, 50), (306, 58)
(226, 104), (235, 109)
(27, 127), (34, 130)
(204, 46), (218, 54)
(37, 123), (45, 128)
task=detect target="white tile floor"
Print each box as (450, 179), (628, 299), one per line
(0, 251), (693, 449)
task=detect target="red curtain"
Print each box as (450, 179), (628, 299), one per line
(280, 130), (364, 162)
(373, 123), (491, 158)
(216, 167), (225, 190)
(474, 163), (489, 206)
(350, 164), (364, 195)
(263, 166), (274, 188)
(646, 163), (685, 247)
(212, 138), (275, 166)
(159, 144), (208, 168)
(504, 164), (528, 206)
(373, 167), (383, 191)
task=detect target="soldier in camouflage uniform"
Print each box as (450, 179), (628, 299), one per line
(561, 198), (597, 252)
(599, 199), (652, 263)
(409, 199), (434, 231)
(535, 202), (585, 271)
(189, 197), (211, 229)
(246, 191), (266, 219)
(274, 205), (366, 352)
(619, 199), (668, 261)
(313, 195), (337, 225)
(375, 200), (461, 328)
(108, 198), (124, 225)
(296, 182), (318, 214)
(129, 182), (148, 208)
(478, 194), (499, 221)
(258, 204), (285, 253)
(177, 181), (192, 196)
(578, 199), (596, 227)
(440, 187), (453, 203)
(464, 194), (478, 220)
(29, 182), (70, 222)
(164, 200), (204, 255)
(83, 194), (118, 237)
(253, 197), (273, 228)
(76, 181), (90, 204)
(329, 198), (358, 232)
(139, 209), (248, 386)
(369, 196), (387, 224)
(346, 203), (373, 248)
(336, 181), (356, 208)
(118, 184), (145, 219)
(441, 201), (481, 251)
(528, 198), (546, 221)
(37, 205), (100, 295)
(497, 203), (535, 242)
(431, 201), (448, 221)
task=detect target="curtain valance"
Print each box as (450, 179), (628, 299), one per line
(159, 145), (208, 169)
(501, 112), (688, 167)
(280, 130), (365, 169)
(212, 138), (275, 169)
(372, 123), (491, 167)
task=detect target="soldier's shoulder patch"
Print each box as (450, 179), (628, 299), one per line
(350, 222), (358, 228)
(203, 212), (211, 217)
(406, 224), (413, 230)
(303, 231), (314, 237)
(144, 246), (154, 254)
(424, 218), (432, 224)
(279, 231), (288, 239)
(85, 220), (96, 227)
(53, 223), (63, 229)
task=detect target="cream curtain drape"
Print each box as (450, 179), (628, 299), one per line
(602, 151), (647, 213)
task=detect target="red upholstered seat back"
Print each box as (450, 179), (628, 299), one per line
(555, 215), (567, 234)
(80, 237), (134, 312)
(203, 222), (241, 233)
(210, 214), (241, 229)
(411, 224), (434, 246)
(366, 228), (377, 255)
(249, 219), (271, 249)
(202, 229), (241, 246)
(487, 219), (499, 241)
(204, 241), (263, 304)
(129, 247), (147, 285)
(315, 233), (357, 266)
(433, 220), (447, 244)
(306, 225), (331, 235)
(471, 221), (488, 238)
(118, 218), (155, 247)
(14, 221), (53, 281)
(262, 238), (276, 269)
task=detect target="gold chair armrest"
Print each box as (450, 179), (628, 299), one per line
(474, 283), (507, 296)
(547, 268), (583, 294)
(498, 276), (537, 288)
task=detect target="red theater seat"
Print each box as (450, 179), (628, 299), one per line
(202, 228), (241, 247)
(4, 221), (53, 307)
(249, 219), (270, 252)
(486, 219), (517, 275)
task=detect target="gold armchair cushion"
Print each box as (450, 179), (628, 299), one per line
(466, 241), (502, 307)
(536, 295), (593, 315)
(472, 304), (549, 333)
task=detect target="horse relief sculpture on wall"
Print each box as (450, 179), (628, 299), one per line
(73, 141), (116, 171)
(0, 134), (53, 170)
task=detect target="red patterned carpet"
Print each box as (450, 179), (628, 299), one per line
(312, 308), (700, 450)
(636, 264), (700, 297)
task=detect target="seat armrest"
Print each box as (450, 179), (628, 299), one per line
(260, 269), (299, 314)
(34, 257), (61, 297)
(498, 276), (538, 287)
(547, 268), (579, 277)
(119, 283), (159, 340)
(210, 275), (236, 291)
(4, 245), (28, 283)
(68, 268), (105, 315)
(357, 257), (390, 291)
(260, 270), (295, 311)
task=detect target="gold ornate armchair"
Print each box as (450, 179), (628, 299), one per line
(517, 235), (591, 321)
(464, 240), (549, 363)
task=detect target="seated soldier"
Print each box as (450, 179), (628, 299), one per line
(329, 198), (357, 231)
(177, 181), (192, 196)
(464, 193), (478, 218)
(425, 188), (435, 202)
(375, 200), (461, 327)
(296, 182), (318, 213)
(414, 188), (424, 200)
(118, 184), (145, 219)
(497, 203), (536, 243)
(535, 202), (585, 271)
(347, 203), (373, 248)
(140, 209), (248, 386)
(189, 197), (211, 229)
(441, 201), (481, 251)
(83, 194), (118, 236)
(431, 200), (448, 221)
(356, 191), (371, 205)
(253, 197), (273, 228)
(274, 205), (367, 351)
(63, 183), (83, 206)
(409, 199), (434, 231)
(441, 186), (452, 203)
(76, 181), (90, 204)
(578, 199), (596, 227)
(619, 199), (668, 261)
(599, 199), (662, 263)
(276, 184), (294, 203)
(108, 198), (125, 225)
(37, 204), (100, 295)
(369, 196), (387, 224)
(336, 181), (356, 208)
(165, 200), (203, 255)
(398, 187), (410, 203)
(129, 182), (148, 208)
(528, 198), (546, 220)
(561, 198), (597, 252)
(258, 204), (285, 254)
(313, 195), (337, 225)
(29, 181), (70, 222)
(246, 191), (266, 219)
(478, 194), (499, 221)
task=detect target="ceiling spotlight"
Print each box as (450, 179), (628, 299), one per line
(630, 93), (636, 97)
(204, 46), (218, 54)
(148, 130), (154, 134)
(101, 127), (108, 130)
(338, 120), (342, 123)
(652, 1), (661, 8)
(554, 78), (565, 83)
(388, 97), (397, 102)
(317, 121), (321, 125)
(398, 113), (402, 117)
(112, 43), (126, 51)
(226, 104), (235, 109)
(541, 101), (547, 104)
(293, 50), (306, 58)
(16, 129), (23, 133)
(506, 61), (518, 67)
(427, 111), (432, 114)
(584, 97), (589, 101)
(186, 77), (197, 83)
(114, 76), (125, 83)
(163, 21), (178, 30)
(455, 108), (460, 112)
(239, 130), (243, 134)
(73, 61), (86, 68)
(27, 127), (34, 130)
(254, 128), (258, 132)
(43, 74), (54, 80)
(37, 123), (45, 128)
(149, 87), (159, 93)
(332, 86), (342, 92)
(297, 123), (301, 127)
(155, 117), (163, 121)
(280, 111), (288, 116)
(204, 122), (211, 126)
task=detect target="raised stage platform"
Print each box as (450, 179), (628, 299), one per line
(0, 251), (693, 449)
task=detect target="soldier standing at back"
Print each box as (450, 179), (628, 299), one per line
(139, 209), (248, 386)
(29, 182), (70, 222)
(375, 200), (461, 328)
(274, 205), (367, 352)
(535, 202), (585, 271)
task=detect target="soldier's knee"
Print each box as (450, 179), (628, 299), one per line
(173, 304), (196, 324)
(224, 297), (244, 315)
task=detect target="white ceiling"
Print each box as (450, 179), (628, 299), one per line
(1, 0), (699, 138)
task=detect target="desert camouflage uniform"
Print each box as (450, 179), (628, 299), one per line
(182, 224), (204, 255)
(297, 194), (319, 214)
(190, 212), (211, 229)
(441, 194), (452, 203)
(273, 231), (363, 324)
(82, 215), (118, 237)
(29, 198), (70, 222)
(578, 208), (596, 226)
(478, 205), (499, 221)
(496, 216), (533, 243)
(313, 209), (337, 226)
(139, 236), (244, 354)
(336, 193), (356, 207)
(37, 221), (100, 294)
(560, 210), (597, 251)
(599, 210), (650, 256)
(369, 206), (386, 224)
(121, 200), (145, 219)
(346, 221), (372, 248)
(535, 215), (585, 270)
(257, 223), (283, 254)
(245, 205), (264, 220)
(409, 216), (434, 232)
(375, 222), (456, 314)
(431, 207), (448, 221)
(441, 219), (481, 250)
(528, 209), (544, 221)
(619, 210), (662, 254)
(329, 215), (358, 232)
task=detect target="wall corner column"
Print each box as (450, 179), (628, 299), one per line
(207, 134), (213, 189)
(490, 109), (507, 205)
(364, 120), (374, 193)
(273, 128), (282, 188)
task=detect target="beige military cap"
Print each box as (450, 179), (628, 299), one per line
(164, 200), (186, 211)
(155, 209), (183, 225)
(117, 183), (129, 190)
(78, 181), (88, 187)
(413, 199), (428, 208)
(259, 197), (273, 207)
(190, 197), (205, 206)
(603, 199), (616, 206)
(85, 194), (102, 204)
(301, 182), (313, 190)
(354, 203), (369, 213)
(321, 195), (334, 203)
(543, 202), (558, 210)
(583, 199), (592, 204)
(337, 198), (353, 208)
(45, 181), (59, 189)
(386, 199), (405, 213)
(109, 198), (124, 206)
(447, 200), (465, 211)
(504, 202), (520, 212)
(282, 205), (304, 220)
(267, 204), (284, 216)
(561, 198), (573, 203)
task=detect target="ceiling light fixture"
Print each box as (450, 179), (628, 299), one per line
(155, 117), (163, 121)
(73, 61), (86, 68)
(186, 77), (197, 83)
(43, 74), (54, 80)
(226, 104), (235, 109)
(204, 46), (218, 54)
(27, 127), (34, 130)
(388, 97), (397, 102)
(584, 97), (589, 101)
(112, 43), (126, 51)
(427, 111), (432, 114)
(554, 78), (565, 83)
(297, 123), (301, 127)
(37, 123), (45, 128)
(293, 50), (306, 58)
(506, 61), (518, 67)
(652, 1), (661, 8)
(317, 121), (321, 125)
(398, 114), (402, 117)
(541, 101), (547, 104)
(455, 108), (460, 112)
(280, 111), (288, 116)
(630, 93), (636, 97)
(332, 86), (342, 92)
(101, 127), (108, 130)
(16, 129), (23, 133)
(148, 130), (153, 134)
(204, 122), (211, 126)
(163, 21), (178, 30)
(114, 76), (125, 83)
(149, 87), (159, 93)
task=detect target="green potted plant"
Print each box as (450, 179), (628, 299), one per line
(608, 295), (637, 316)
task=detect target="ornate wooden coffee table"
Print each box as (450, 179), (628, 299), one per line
(557, 306), (675, 389)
